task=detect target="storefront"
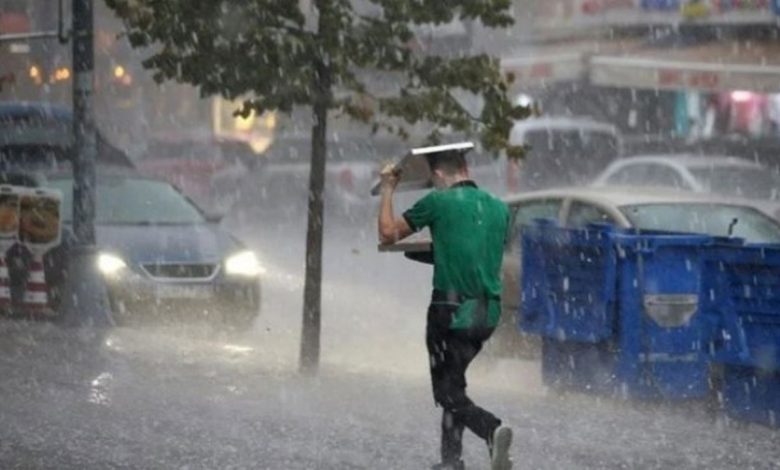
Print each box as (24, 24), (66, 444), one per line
(589, 39), (780, 138)
(590, 40), (780, 94)
(501, 38), (642, 97)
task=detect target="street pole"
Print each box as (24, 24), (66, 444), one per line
(72, 0), (96, 245)
(59, 0), (113, 327)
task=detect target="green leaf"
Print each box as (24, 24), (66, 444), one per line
(105, 0), (527, 157)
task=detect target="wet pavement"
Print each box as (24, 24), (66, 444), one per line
(0, 214), (778, 469)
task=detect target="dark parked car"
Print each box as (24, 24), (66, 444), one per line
(0, 101), (135, 171)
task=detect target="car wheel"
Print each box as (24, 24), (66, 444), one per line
(107, 296), (130, 326)
(220, 304), (259, 331)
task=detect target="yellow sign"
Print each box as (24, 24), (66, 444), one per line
(681, 1), (710, 20)
(211, 97), (276, 153)
(0, 188), (19, 241)
(19, 191), (61, 247)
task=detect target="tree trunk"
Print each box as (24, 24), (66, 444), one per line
(299, 59), (330, 375)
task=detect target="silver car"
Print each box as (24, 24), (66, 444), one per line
(592, 154), (780, 218)
(490, 186), (780, 357)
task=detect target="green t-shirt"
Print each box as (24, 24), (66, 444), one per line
(403, 181), (510, 329)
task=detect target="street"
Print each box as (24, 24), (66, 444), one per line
(3, 0), (780, 468)
(0, 214), (778, 470)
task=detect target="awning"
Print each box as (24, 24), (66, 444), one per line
(590, 40), (780, 93)
(501, 39), (641, 89)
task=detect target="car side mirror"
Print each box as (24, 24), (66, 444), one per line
(205, 212), (224, 224)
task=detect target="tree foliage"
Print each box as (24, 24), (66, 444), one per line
(105, 0), (529, 157)
(106, 0), (530, 374)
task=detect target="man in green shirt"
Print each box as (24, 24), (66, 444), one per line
(378, 149), (513, 470)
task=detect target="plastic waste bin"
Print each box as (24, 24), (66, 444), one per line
(521, 221), (718, 400)
(704, 243), (780, 427)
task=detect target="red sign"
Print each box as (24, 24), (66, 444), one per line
(688, 71), (719, 89)
(0, 13), (30, 34)
(658, 69), (720, 89)
(504, 62), (555, 82)
(582, 0), (635, 14)
(529, 63), (554, 79)
(658, 69), (684, 87)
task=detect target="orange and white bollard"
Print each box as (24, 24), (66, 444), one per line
(22, 253), (48, 310)
(18, 187), (62, 314)
(0, 185), (19, 312)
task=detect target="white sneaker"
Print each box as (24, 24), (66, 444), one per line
(490, 425), (513, 470)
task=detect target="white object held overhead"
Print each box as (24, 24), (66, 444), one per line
(410, 141), (475, 156)
(370, 141), (475, 196)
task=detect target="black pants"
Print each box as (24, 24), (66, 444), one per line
(426, 300), (501, 464)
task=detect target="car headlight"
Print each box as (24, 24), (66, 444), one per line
(97, 253), (127, 276)
(225, 251), (265, 277)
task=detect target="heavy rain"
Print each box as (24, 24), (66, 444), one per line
(1, 1), (780, 469)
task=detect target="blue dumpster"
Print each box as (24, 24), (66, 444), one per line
(704, 244), (780, 427)
(611, 231), (718, 400)
(721, 366), (780, 428)
(521, 221), (619, 395)
(520, 220), (618, 342)
(521, 221), (718, 400)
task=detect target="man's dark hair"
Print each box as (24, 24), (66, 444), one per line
(430, 150), (468, 176)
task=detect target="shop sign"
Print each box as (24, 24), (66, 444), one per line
(529, 0), (775, 32)
(501, 52), (585, 87)
(643, 0), (775, 22)
(658, 69), (720, 89)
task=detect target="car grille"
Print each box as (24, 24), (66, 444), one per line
(142, 263), (217, 280)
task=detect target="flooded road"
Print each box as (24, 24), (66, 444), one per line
(0, 212), (777, 469)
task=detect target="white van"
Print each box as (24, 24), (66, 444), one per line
(462, 117), (621, 197)
(508, 117), (622, 191)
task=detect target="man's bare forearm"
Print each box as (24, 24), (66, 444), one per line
(378, 187), (398, 245)
(376, 164), (412, 245)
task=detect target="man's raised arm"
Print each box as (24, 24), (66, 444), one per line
(378, 164), (413, 245)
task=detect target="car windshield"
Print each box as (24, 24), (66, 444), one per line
(689, 167), (780, 200)
(48, 176), (206, 225)
(620, 203), (780, 244)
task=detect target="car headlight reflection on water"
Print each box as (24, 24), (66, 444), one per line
(97, 253), (127, 276)
(225, 251), (265, 277)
